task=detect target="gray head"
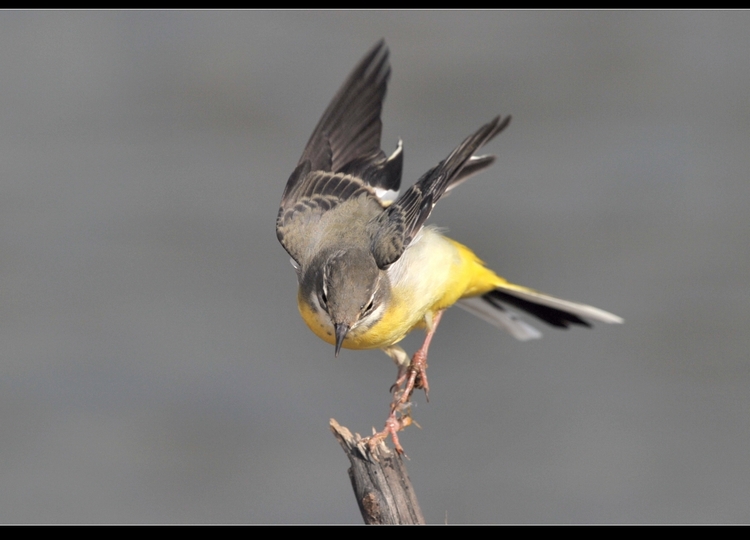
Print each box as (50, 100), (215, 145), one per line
(300, 247), (389, 356)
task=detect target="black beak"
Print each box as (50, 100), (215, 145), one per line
(334, 323), (350, 357)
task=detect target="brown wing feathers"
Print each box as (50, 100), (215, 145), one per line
(369, 115), (511, 268)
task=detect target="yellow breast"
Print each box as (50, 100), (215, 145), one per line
(297, 288), (414, 350)
(297, 226), (506, 351)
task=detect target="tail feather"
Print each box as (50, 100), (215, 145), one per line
(458, 297), (542, 341)
(483, 289), (591, 329)
(462, 281), (623, 340)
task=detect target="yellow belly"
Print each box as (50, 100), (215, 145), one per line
(297, 227), (507, 351)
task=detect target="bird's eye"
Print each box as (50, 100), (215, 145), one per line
(363, 299), (375, 314)
(319, 287), (328, 310)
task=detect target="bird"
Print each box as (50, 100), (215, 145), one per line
(276, 40), (623, 452)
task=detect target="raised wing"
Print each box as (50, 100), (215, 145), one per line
(369, 115), (511, 269)
(277, 40), (403, 265)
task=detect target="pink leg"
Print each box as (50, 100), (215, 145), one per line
(370, 310), (445, 454)
(392, 310), (444, 409)
(368, 410), (414, 455)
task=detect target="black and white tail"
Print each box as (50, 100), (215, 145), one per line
(459, 282), (623, 341)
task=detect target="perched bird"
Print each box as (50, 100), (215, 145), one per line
(276, 40), (623, 451)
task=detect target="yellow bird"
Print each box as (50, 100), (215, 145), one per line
(276, 40), (622, 450)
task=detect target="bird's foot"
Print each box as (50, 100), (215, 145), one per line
(367, 406), (415, 456)
(390, 348), (429, 412)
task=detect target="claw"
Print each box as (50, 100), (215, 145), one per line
(368, 411), (412, 455)
(376, 310), (445, 454)
(391, 345), (430, 411)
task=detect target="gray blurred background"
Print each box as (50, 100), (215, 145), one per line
(0, 11), (748, 523)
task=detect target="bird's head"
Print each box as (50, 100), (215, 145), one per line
(300, 248), (389, 356)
